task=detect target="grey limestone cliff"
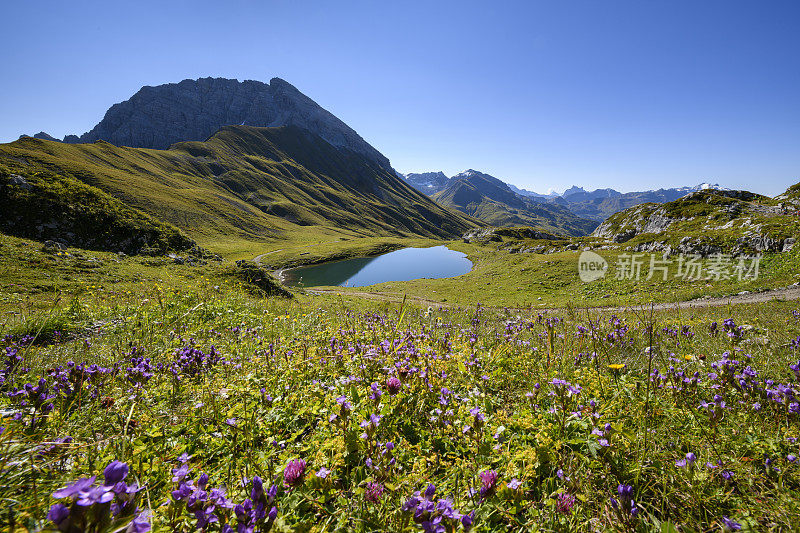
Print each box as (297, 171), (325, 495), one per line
(52, 77), (390, 168)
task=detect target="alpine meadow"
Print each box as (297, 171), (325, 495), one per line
(2, 2), (800, 532)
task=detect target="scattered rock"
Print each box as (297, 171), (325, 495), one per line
(6, 174), (32, 190)
(613, 229), (636, 243)
(168, 253), (185, 265)
(42, 240), (66, 251)
(462, 228), (503, 244)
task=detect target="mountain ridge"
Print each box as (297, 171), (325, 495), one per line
(402, 170), (725, 222)
(431, 169), (598, 236)
(31, 77), (392, 170)
(403, 172), (450, 194)
(553, 183), (724, 221)
(3, 125), (477, 251)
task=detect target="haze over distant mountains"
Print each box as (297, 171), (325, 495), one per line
(404, 171), (723, 222)
(546, 183), (723, 221)
(430, 169), (598, 236)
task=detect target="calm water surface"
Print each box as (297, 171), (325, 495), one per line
(282, 246), (472, 287)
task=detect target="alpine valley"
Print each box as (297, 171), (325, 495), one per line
(3, 74), (800, 533)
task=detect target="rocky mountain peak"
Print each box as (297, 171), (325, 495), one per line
(403, 171), (451, 194)
(562, 185), (586, 197)
(33, 77), (391, 169)
(456, 169), (483, 179)
(31, 132), (59, 142)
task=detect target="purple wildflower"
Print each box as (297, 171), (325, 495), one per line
(556, 492), (576, 515)
(283, 459), (307, 488)
(478, 469), (498, 498)
(126, 511), (152, 532)
(103, 461), (129, 485)
(52, 477), (96, 499)
(365, 482), (384, 503)
(721, 516), (742, 531)
(47, 503), (70, 527)
(386, 376), (402, 395)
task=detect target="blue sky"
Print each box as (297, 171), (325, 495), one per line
(1, 0), (798, 195)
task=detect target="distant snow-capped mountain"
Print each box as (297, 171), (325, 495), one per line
(507, 183), (560, 200)
(525, 183), (727, 221)
(402, 172), (451, 194)
(403, 170), (726, 222)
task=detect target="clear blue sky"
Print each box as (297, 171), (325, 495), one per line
(1, 0), (798, 195)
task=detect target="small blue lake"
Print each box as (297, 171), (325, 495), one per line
(282, 246), (472, 287)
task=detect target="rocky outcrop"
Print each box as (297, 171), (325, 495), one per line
(590, 188), (800, 257)
(231, 260), (291, 298)
(629, 235), (794, 257)
(730, 235), (789, 255)
(592, 204), (667, 242)
(6, 174), (32, 190)
(462, 228), (503, 243)
(32, 132), (60, 142)
(47, 77), (391, 169)
(462, 226), (560, 244)
(592, 190), (764, 243)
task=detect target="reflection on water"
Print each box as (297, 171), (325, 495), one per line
(282, 246), (472, 287)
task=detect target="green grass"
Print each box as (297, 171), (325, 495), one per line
(301, 240), (800, 308)
(0, 126), (477, 257)
(255, 236), (443, 270)
(2, 240), (800, 531)
(0, 162), (194, 255)
(0, 234), (287, 322)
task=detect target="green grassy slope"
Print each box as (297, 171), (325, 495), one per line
(432, 170), (598, 236)
(0, 162), (195, 255)
(0, 126), (478, 254)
